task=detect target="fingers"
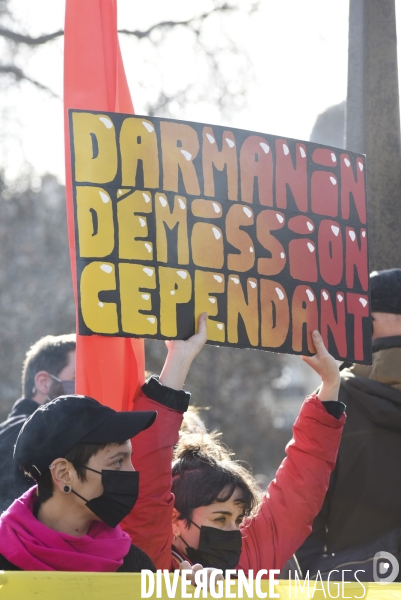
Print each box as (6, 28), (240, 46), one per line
(179, 564), (224, 592)
(301, 330), (340, 393)
(301, 331), (326, 359)
(196, 312), (208, 339)
(164, 313), (207, 352)
(179, 562), (204, 587)
(189, 313), (207, 352)
(301, 354), (314, 367)
(214, 570), (224, 582)
(179, 560), (192, 572)
(195, 567), (224, 591)
(311, 330), (328, 356)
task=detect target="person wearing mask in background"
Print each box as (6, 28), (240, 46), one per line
(169, 330), (344, 575)
(0, 334), (76, 512)
(297, 268), (401, 580)
(0, 348), (223, 585)
(0, 394), (157, 571)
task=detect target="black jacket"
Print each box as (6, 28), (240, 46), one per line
(0, 544), (155, 572)
(0, 398), (39, 513)
(297, 337), (401, 573)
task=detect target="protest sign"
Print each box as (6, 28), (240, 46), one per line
(69, 110), (371, 363)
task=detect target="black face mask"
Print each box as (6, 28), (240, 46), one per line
(180, 520), (242, 570)
(72, 466), (139, 528)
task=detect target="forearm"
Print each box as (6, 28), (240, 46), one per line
(159, 312), (207, 390)
(317, 380), (340, 402)
(238, 395), (345, 572)
(302, 330), (341, 402)
(159, 349), (194, 390)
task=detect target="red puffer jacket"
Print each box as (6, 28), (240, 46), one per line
(123, 380), (345, 573)
(121, 377), (189, 570)
(237, 395), (345, 573)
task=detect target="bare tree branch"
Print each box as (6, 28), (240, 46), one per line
(146, 87), (195, 117)
(0, 3), (238, 47)
(0, 27), (63, 45)
(119, 4), (236, 39)
(0, 1), (257, 111)
(0, 65), (59, 97)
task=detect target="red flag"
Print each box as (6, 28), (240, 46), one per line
(64, 0), (145, 410)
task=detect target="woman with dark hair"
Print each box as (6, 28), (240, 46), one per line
(170, 431), (260, 570)
(0, 338), (211, 577)
(122, 314), (346, 575)
(0, 395), (157, 572)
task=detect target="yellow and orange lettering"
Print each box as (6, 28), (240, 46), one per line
(191, 223), (224, 270)
(260, 279), (289, 348)
(120, 117), (159, 188)
(191, 199), (222, 219)
(119, 263), (157, 335)
(227, 275), (259, 346)
(76, 186), (114, 258)
(159, 267), (192, 337)
(202, 127), (238, 200)
(240, 135), (273, 206)
(156, 194), (189, 264)
(194, 270), (225, 342)
(275, 139), (308, 212)
(80, 262), (118, 334)
(256, 210), (286, 276)
(292, 285), (319, 353)
(72, 112), (117, 184)
(226, 204), (255, 272)
(117, 190), (153, 261)
(160, 122), (200, 195)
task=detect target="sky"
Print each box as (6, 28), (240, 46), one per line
(0, 0), (391, 184)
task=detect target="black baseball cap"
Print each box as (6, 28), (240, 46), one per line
(14, 395), (157, 480)
(371, 268), (401, 314)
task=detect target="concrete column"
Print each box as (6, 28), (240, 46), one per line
(346, 0), (401, 270)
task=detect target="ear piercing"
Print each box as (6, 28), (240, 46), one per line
(63, 485), (71, 493)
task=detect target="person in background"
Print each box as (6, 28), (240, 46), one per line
(169, 330), (344, 574)
(122, 315), (346, 576)
(297, 268), (401, 579)
(0, 342), (222, 583)
(0, 394), (156, 572)
(0, 334), (76, 512)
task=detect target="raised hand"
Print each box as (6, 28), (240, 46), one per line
(301, 330), (340, 402)
(165, 312), (207, 359)
(159, 313), (208, 390)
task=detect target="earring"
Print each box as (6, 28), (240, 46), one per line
(63, 485), (71, 493)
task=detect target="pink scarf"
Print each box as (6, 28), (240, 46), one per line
(0, 487), (132, 571)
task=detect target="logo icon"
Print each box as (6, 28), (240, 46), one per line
(373, 551), (399, 584)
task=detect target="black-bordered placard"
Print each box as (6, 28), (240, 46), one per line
(69, 110), (371, 363)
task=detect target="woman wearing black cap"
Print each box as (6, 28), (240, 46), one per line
(0, 394), (157, 572)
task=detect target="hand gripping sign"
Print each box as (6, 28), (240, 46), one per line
(69, 111), (371, 364)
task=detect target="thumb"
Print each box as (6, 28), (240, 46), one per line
(197, 312), (207, 336)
